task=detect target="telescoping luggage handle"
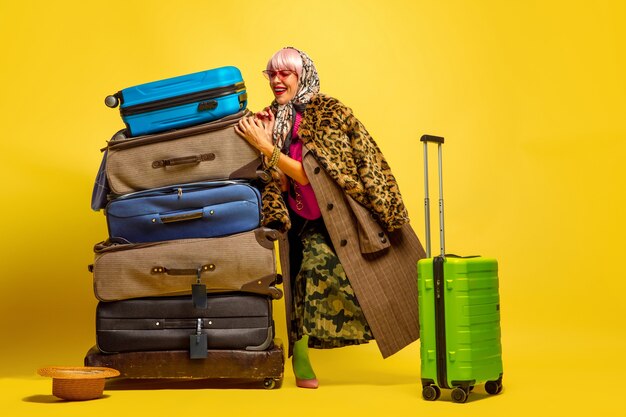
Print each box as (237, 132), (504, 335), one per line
(420, 134), (445, 259)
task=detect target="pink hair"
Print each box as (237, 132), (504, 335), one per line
(266, 48), (303, 78)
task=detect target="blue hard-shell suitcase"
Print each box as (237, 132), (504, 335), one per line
(105, 66), (247, 137)
(105, 181), (261, 243)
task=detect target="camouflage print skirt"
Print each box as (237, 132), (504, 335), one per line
(290, 221), (374, 349)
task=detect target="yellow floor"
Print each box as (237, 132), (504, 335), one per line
(4, 327), (623, 417)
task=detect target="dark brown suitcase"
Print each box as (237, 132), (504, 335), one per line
(84, 339), (285, 389)
(96, 293), (274, 356)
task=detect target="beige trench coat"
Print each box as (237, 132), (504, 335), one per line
(279, 144), (427, 359)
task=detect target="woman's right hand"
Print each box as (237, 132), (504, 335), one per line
(255, 107), (275, 139)
(234, 116), (273, 156)
(237, 107), (310, 187)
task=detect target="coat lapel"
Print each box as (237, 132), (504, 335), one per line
(300, 146), (425, 358)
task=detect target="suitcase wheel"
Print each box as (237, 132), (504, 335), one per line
(422, 385), (441, 401)
(112, 130), (127, 141)
(105, 95), (119, 108)
(451, 387), (469, 403)
(263, 378), (277, 389)
(109, 128), (128, 142)
(485, 379), (503, 395)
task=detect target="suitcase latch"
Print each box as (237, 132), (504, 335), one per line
(198, 100), (218, 111)
(238, 92), (248, 109)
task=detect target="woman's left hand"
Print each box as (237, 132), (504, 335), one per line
(235, 116), (274, 155)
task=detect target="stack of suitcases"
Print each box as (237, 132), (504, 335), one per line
(84, 66), (285, 389)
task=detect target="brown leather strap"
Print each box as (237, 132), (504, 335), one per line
(152, 153), (215, 168)
(151, 264), (215, 276)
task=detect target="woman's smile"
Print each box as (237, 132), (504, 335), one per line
(270, 72), (298, 104)
(273, 85), (287, 95)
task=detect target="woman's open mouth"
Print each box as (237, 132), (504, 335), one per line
(273, 86), (287, 96)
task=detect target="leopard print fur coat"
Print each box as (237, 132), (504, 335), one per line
(261, 93), (409, 233)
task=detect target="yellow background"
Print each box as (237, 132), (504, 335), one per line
(1, 0), (624, 415)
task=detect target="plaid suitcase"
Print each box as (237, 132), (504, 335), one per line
(417, 135), (503, 403)
(90, 227), (283, 304)
(97, 110), (265, 203)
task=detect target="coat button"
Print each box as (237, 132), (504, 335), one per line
(378, 232), (384, 237)
(381, 238), (387, 244)
(327, 203), (334, 210)
(314, 167), (320, 174)
(340, 239), (348, 246)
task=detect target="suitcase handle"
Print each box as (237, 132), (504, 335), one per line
(149, 265), (284, 300)
(421, 134), (445, 258)
(151, 264), (215, 276)
(420, 134), (445, 144)
(152, 153), (216, 169)
(159, 209), (205, 224)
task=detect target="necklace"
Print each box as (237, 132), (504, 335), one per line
(293, 182), (304, 211)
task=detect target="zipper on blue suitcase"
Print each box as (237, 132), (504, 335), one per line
(108, 180), (249, 201)
(121, 82), (246, 116)
(106, 82), (246, 116)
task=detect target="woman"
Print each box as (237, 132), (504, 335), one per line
(235, 47), (426, 389)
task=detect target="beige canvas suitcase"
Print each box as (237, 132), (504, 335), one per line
(89, 228), (282, 303)
(104, 110), (265, 197)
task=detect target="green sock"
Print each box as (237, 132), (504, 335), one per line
(292, 336), (316, 380)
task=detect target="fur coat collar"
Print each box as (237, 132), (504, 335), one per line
(261, 94), (409, 233)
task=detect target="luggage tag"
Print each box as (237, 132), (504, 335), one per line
(189, 318), (208, 359)
(192, 267), (208, 309)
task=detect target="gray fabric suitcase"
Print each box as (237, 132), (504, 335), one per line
(95, 293), (274, 356)
(90, 227), (282, 303)
(104, 110), (265, 197)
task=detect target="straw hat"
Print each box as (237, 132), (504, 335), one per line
(37, 366), (120, 401)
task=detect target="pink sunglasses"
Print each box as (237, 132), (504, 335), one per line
(262, 69), (296, 80)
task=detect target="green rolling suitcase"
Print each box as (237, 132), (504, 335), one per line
(417, 135), (503, 403)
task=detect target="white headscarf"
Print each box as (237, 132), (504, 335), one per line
(270, 47), (320, 152)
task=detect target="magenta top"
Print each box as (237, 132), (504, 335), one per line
(287, 113), (321, 220)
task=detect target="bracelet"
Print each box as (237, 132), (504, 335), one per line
(266, 146), (281, 168)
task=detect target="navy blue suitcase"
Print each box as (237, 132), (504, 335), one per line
(105, 66), (247, 137)
(105, 181), (261, 243)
